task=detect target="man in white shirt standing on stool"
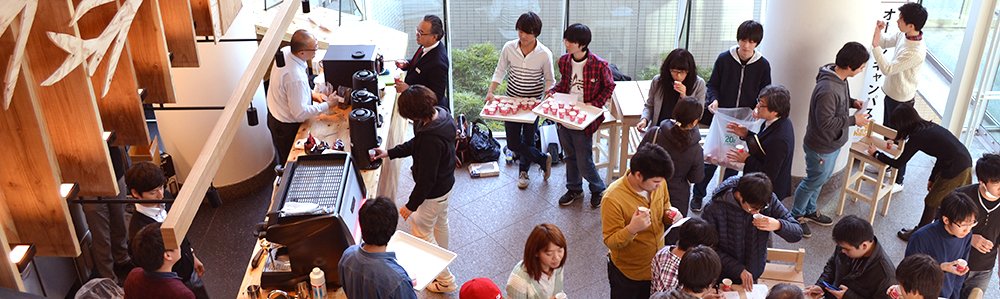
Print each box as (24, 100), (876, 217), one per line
(871, 2), (927, 194)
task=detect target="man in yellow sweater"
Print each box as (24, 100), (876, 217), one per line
(602, 143), (684, 299)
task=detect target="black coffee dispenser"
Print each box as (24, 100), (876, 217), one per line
(350, 90), (381, 127)
(349, 108), (381, 170)
(352, 69), (378, 95)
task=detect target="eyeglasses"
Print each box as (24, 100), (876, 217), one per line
(756, 100), (768, 109)
(669, 69), (688, 76)
(415, 27), (431, 37)
(742, 202), (768, 214)
(301, 48), (319, 52)
(954, 220), (979, 229)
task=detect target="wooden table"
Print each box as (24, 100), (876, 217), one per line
(234, 87), (406, 299)
(610, 80), (651, 177)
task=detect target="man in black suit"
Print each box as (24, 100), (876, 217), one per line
(725, 85), (795, 202)
(395, 14), (450, 109)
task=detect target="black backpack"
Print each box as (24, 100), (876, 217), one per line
(467, 119), (501, 163)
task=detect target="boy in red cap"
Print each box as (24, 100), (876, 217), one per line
(460, 278), (503, 299)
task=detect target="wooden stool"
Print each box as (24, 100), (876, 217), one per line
(837, 123), (905, 223)
(592, 110), (620, 185)
(760, 248), (806, 288)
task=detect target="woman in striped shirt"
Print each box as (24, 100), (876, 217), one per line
(487, 11), (556, 189)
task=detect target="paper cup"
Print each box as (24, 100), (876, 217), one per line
(555, 293), (567, 299)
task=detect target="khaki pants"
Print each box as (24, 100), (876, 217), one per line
(409, 190), (454, 282)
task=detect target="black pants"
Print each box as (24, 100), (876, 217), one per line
(608, 257), (651, 299)
(267, 111), (302, 166)
(505, 119), (546, 172)
(694, 164), (739, 200)
(883, 96), (914, 184)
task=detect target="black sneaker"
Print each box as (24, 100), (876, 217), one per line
(690, 197), (704, 212)
(800, 222), (812, 238)
(591, 191), (604, 208)
(802, 211), (834, 226)
(559, 190), (584, 206)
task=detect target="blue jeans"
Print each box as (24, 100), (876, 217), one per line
(960, 269), (992, 299)
(791, 144), (841, 218)
(505, 120), (546, 172)
(558, 126), (606, 194)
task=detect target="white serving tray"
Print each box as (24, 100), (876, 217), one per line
(532, 93), (605, 130)
(479, 96), (539, 124)
(385, 230), (458, 291)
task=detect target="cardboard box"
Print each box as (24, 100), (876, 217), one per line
(469, 162), (500, 178)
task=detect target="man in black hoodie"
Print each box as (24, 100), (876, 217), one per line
(806, 215), (895, 299)
(792, 42), (871, 238)
(371, 84), (458, 293)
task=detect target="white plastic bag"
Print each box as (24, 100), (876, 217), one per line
(703, 107), (762, 170)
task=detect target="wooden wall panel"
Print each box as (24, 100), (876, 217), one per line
(218, 0), (242, 36)
(125, 0), (177, 103)
(159, 0), (199, 67)
(75, 0), (150, 146)
(0, 60), (81, 257)
(25, 0), (118, 198)
(0, 188), (25, 291)
(189, 0), (213, 36)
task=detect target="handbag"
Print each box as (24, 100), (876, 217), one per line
(468, 119), (501, 163)
(455, 114), (470, 166)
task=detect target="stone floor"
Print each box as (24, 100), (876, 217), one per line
(188, 131), (1000, 299)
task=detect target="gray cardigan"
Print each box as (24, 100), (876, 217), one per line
(641, 75), (706, 125)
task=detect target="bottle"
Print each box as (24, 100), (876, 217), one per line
(309, 267), (327, 299)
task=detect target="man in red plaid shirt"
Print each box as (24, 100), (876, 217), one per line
(547, 23), (616, 208)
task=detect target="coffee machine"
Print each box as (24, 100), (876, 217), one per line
(322, 45), (383, 89)
(349, 108), (381, 170)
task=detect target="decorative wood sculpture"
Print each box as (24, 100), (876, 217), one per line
(124, 0), (177, 103)
(158, 0), (199, 67)
(0, 0), (38, 109)
(0, 189), (25, 291)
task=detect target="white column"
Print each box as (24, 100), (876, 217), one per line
(761, 0), (876, 176)
(943, 0), (999, 137)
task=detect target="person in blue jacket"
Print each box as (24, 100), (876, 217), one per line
(725, 85), (794, 201)
(905, 193), (977, 299)
(702, 173), (803, 292)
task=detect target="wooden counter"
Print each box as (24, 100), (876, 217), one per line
(235, 86), (406, 299)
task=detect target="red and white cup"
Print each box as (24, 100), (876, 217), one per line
(956, 259), (968, 272)
(558, 102), (565, 109)
(722, 278), (732, 291)
(567, 111), (578, 121)
(667, 207), (679, 218)
(735, 144), (745, 153)
(557, 109), (566, 119)
(887, 285), (903, 299)
(576, 114), (587, 124)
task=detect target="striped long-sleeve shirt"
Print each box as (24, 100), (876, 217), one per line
(491, 39), (555, 99)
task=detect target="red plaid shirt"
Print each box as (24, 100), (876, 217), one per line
(548, 51), (616, 135)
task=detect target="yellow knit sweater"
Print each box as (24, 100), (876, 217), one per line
(601, 170), (673, 281)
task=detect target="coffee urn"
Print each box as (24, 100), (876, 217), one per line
(349, 108), (381, 170)
(352, 69), (378, 95)
(351, 90), (381, 127)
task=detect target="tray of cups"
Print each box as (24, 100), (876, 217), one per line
(480, 96), (542, 124)
(532, 93), (605, 130)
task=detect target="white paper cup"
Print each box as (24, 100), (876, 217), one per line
(555, 293), (567, 299)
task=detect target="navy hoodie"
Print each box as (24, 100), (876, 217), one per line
(702, 46), (772, 125)
(387, 106), (457, 211)
(702, 176), (803, 282)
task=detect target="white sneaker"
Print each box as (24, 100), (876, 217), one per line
(518, 171), (529, 189)
(890, 183), (904, 194)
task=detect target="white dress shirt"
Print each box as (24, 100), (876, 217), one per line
(266, 46), (329, 123)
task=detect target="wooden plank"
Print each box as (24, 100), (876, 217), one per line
(217, 0), (241, 36)
(188, 0), (213, 36)
(160, 0), (300, 249)
(74, 0), (150, 146)
(0, 62), (81, 257)
(0, 189), (25, 291)
(124, 0), (177, 103)
(26, 0), (118, 198)
(158, 0), (199, 67)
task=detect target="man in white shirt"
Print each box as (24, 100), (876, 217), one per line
(871, 2), (928, 192)
(266, 29), (335, 164)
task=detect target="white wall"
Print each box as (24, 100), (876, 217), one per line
(762, 0), (876, 176)
(155, 5), (273, 186)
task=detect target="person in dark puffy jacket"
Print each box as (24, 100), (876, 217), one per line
(702, 173), (803, 292)
(639, 97), (704, 215)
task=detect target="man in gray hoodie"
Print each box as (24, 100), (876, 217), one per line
(792, 42), (871, 238)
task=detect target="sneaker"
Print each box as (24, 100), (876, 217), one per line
(426, 279), (458, 293)
(864, 164), (879, 174)
(890, 183), (904, 194)
(542, 153), (552, 180)
(800, 222), (812, 238)
(591, 191), (604, 208)
(897, 227), (916, 242)
(690, 197), (704, 212)
(518, 171), (530, 189)
(559, 190), (583, 206)
(801, 212), (834, 226)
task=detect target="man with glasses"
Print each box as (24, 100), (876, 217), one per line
(266, 29), (336, 164)
(395, 15), (450, 109)
(952, 154), (1000, 299)
(905, 193), (978, 299)
(724, 85), (794, 202)
(702, 173), (803, 293)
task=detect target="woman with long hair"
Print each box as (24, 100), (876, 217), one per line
(506, 223), (567, 299)
(865, 105), (972, 241)
(637, 48), (706, 133)
(638, 97), (704, 214)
